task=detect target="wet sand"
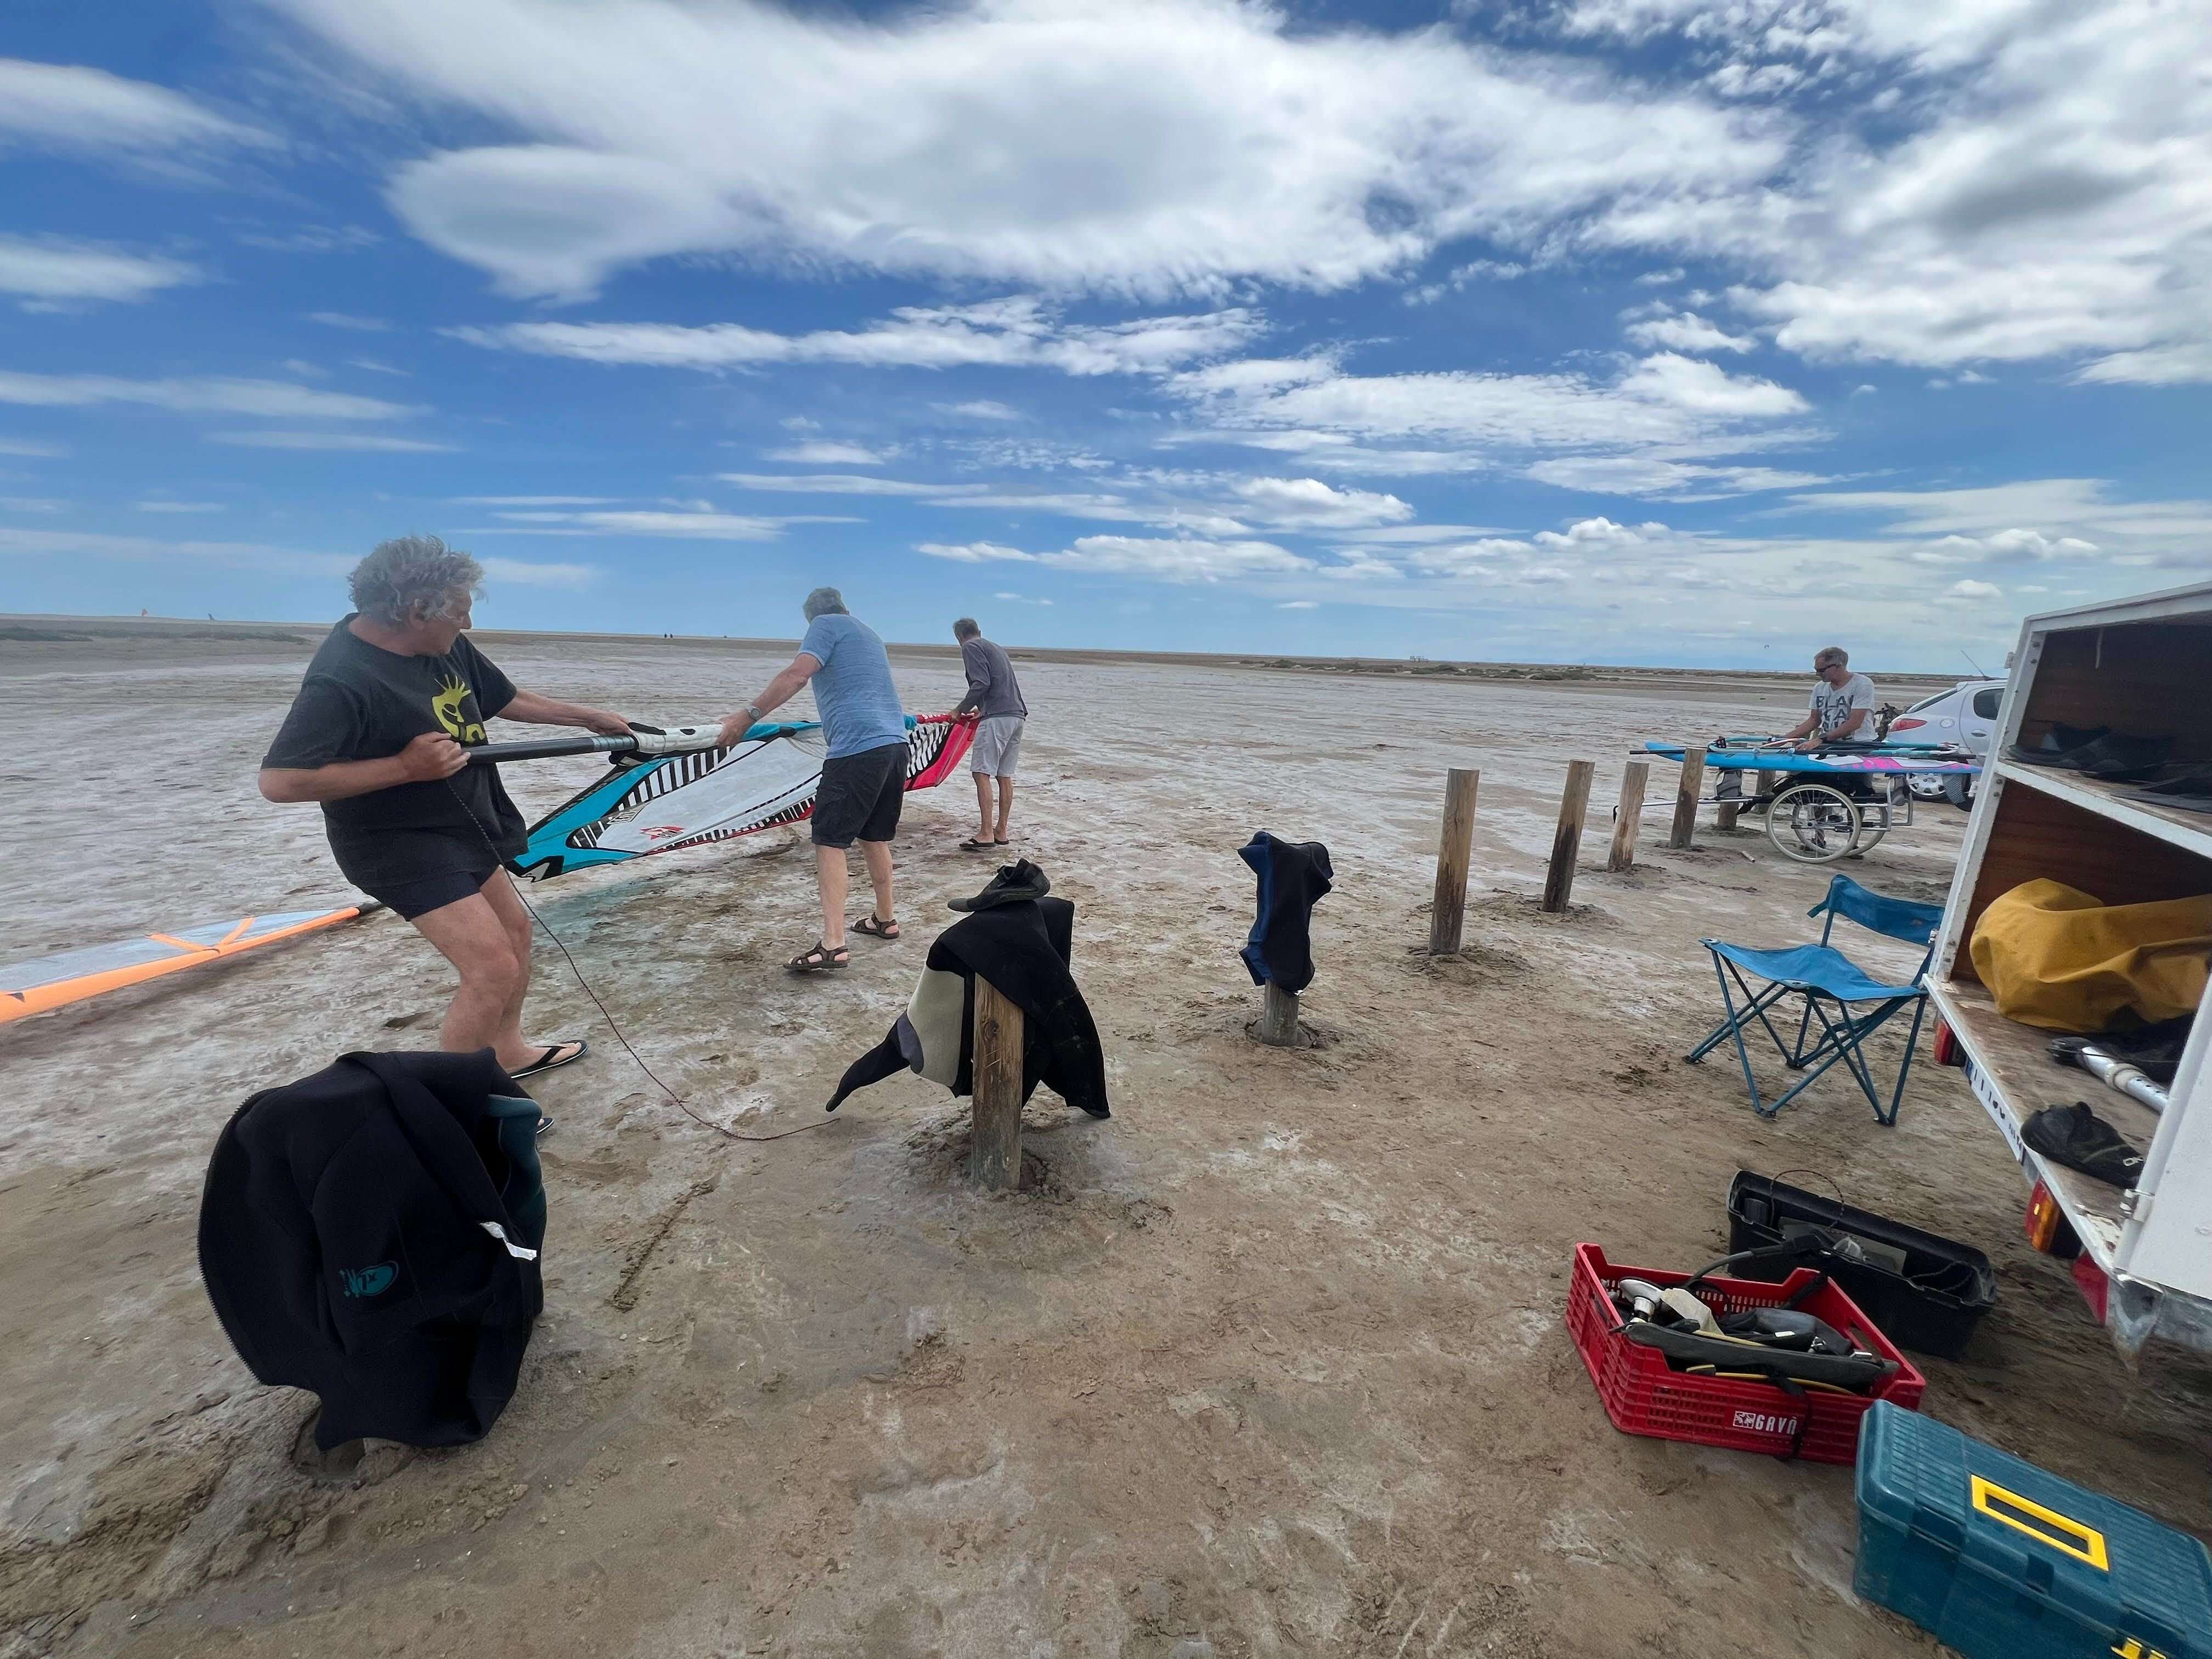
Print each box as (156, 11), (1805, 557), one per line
(3, 625), (2205, 1658)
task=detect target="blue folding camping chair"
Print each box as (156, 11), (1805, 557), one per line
(1684, 874), (1944, 1124)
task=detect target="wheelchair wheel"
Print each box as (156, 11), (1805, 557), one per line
(1769, 782), (1869, 863)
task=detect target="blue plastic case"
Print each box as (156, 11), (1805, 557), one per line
(1855, 1402), (2211, 1658)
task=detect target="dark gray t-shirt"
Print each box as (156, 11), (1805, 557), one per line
(263, 617), (523, 887)
(958, 636), (1028, 720)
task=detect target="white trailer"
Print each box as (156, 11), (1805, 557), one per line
(1928, 579), (2212, 1361)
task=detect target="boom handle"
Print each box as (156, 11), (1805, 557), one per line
(464, 734), (639, 765)
(463, 721), (729, 766)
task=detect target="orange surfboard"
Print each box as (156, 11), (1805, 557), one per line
(1, 905), (377, 1025)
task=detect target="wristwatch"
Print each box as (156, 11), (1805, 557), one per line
(742, 702), (763, 725)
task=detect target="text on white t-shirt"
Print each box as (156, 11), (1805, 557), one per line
(1811, 673), (1877, 743)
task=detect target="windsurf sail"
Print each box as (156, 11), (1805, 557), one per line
(1, 904), (377, 1026)
(512, 713), (979, 880)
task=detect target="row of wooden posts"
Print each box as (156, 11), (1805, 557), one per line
(1427, 744), (1718, 956)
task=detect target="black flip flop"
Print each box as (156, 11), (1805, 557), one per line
(852, 914), (901, 940)
(959, 837), (995, 851)
(509, 1039), (589, 1081)
(786, 940), (849, 974)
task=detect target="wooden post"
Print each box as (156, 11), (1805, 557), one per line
(1256, 982), (1301, 1047)
(968, 978), (1024, 1190)
(1609, 761), (1649, 872)
(1542, 761), (1596, 913)
(1428, 767), (1480, 956)
(1758, 770), (1781, 815)
(1707, 765), (1743, 832)
(1668, 746), (1707, 849)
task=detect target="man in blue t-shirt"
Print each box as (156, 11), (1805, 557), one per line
(718, 588), (910, 973)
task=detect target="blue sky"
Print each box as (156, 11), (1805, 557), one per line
(2, 0), (2207, 668)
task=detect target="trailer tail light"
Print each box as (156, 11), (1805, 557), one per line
(2024, 1181), (2082, 1260)
(2071, 1254), (2110, 1323)
(1933, 1019), (1961, 1068)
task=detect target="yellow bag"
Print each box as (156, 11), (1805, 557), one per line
(1970, 878), (2212, 1031)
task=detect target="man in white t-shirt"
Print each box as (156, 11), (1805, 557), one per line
(1782, 646), (1878, 751)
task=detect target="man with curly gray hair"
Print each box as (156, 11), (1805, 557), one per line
(260, 535), (631, 1090)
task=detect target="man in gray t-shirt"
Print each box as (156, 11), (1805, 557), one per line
(952, 617), (1027, 850)
(1783, 645), (1879, 750)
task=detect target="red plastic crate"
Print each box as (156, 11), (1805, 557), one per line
(1565, 1243), (1926, 1464)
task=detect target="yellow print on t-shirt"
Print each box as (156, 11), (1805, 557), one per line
(433, 673), (486, 744)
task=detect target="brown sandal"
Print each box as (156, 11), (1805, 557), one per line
(785, 940), (849, 973)
(852, 914), (900, 940)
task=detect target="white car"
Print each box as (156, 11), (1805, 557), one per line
(1887, 679), (2005, 800)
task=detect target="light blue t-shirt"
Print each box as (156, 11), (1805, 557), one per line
(799, 612), (907, 759)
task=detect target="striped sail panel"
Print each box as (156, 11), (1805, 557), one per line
(512, 715), (978, 879)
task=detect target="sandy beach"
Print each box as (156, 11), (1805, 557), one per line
(4, 621), (2207, 1659)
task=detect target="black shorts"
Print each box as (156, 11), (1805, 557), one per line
(360, 862), (500, 921)
(811, 742), (907, 848)
(334, 831), (506, 921)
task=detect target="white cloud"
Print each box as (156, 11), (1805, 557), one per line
(477, 555), (597, 586)
(1481, 2), (2212, 383)
(1278, 600), (1320, 608)
(453, 298), (1264, 375)
(235, 224), (382, 254)
(1534, 515), (1652, 549)
(1042, 534), (1311, 581)
(0, 58), (274, 155)
(267, 0), (1779, 301)
(135, 500), (225, 514)
(347, 358), (410, 376)
(1615, 354), (1804, 417)
(1231, 476), (1415, 530)
(922, 492), (1140, 518)
(308, 311), (393, 331)
(1525, 454), (1830, 499)
(1174, 351), (1810, 475)
(922, 532), (1309, 581)
(1974, 528), (2101, 562)
(1622, 311), (1754, 354)
(918, 541), (1037, 564)
(0, 438), (67, 458)
(0, 236), (202, 307)
(940, 400), (1021, 420)
(1403, 258), (1527, 304)
(453, 494), (617, 506)
(0, 526), (349, 577)
(1782, 478), (2212, 576)
(207, 431), (455, 452)
(764, 441), (888, 465)
(0, 373), (415, 421)
(0, 496), (68, 514)
(2076, 341), (2212, 387)
(1319, 552), (1404, 580)
(721, 472), (985, 499)
(1946, 579), (2004, 600)
(476, 509), (789, 539)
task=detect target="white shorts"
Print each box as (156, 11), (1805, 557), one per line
(970, 715), (1025, 777)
